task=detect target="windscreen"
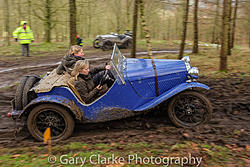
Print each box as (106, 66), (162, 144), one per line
(111, 43), (126, 85)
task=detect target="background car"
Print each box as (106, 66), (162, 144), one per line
(9, 44), (212, 141)
(93, 31), (132, 50)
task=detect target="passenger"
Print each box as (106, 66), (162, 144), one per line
(56, 45), (85, 75)
(71, 60), (112, 104)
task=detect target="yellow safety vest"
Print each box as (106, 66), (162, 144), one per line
(13, 23), (34, 44)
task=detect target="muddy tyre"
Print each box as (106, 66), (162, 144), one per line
(168, 91), (212, 128)
(22, 76), (40, 107)
(102, 44), (110, 51)
(93, 39), (101, 48)
(15, 76), (28, 110)
(27, 104), (75, 141)
(126, 40), (132, 49)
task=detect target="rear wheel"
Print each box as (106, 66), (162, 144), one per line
(102, 43), (111, 51)
(168, 91), (212, 128)
(22, 76), (40, 107)
(15, 76), (28, 110)
(126, 40), (132, 49)
(27, 104), (75, 141)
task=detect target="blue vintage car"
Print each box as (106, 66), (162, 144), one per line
(9, 44), (212, 141)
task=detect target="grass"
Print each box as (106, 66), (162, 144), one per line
(0, 141), (248, 167)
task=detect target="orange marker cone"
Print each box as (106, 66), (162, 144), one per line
(44, 127), (52, 155)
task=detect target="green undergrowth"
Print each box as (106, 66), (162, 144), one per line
(0, 141), (248, 167)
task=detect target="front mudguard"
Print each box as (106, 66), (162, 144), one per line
(135, 82), (210, 111)
(19, 95), (83, 121)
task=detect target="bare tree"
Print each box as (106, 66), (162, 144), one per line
(27, 0), (32, 25)
(227, 0), (232, 56)
(131, 0), (139, 58)
(17, 0), (22, 24)
(178, 0), (190, 59)
(231, 0), (238, 49)
(4, 0), (10, 46)
(126, 0), (133, 30)
(69, 0), (77, 45)
(138, 0), (153, 58)
(33, 0), (65, 42)
(139, 0), (159, 96)
(192, 0), (199, 53)
(220, 0), (232, 71)
(211, 0), (220, 44)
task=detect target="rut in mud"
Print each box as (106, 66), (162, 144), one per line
(0, 75), (249, 148)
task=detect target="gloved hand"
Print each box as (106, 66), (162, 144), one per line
(15, 38), (18, 42)
(31, 40), (34, 42)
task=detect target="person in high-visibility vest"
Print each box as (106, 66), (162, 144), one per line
(13, 21), (34, 57)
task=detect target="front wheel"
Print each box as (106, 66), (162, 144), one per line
(168, 91), (212, 128)
(27, 104), (75, 141)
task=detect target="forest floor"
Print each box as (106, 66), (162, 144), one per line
(0, 41), (249, 166)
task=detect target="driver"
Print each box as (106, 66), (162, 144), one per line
(70, 60), (111, 104)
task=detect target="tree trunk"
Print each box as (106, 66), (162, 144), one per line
(115, 0), (121, 34)
(192, 0), (199, 53)
(138, 0), (152, 58)
(220, 0), (231, 71)
(69, 0), (77, 45)
(231, 0), (238, 49)
(211, 0), (220, 44)
(4, 0), (10, 46)
(87, 0), (92, 38)
(227, 0), (232, 56)
(167, 17), (171, 41)
(178, 0), (190, 59)
(139, 0), (159, 96)
(45, 0), (52, 43)
(18, 0), (22, 23)
(131, 0), (139, 58)
(126, 0), (131, 30)
(27, 0), (32, 25)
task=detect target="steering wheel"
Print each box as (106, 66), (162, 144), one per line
(99, 70), (108, 86)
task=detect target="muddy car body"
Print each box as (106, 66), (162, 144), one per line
(9, 44), (212, 141)
(93, 32), (132, 50)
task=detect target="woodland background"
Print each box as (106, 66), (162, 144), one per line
(0, 0), (249, 46)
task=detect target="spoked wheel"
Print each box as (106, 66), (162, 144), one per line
(27, 104), (75, 141)
(168, 91), (212, 128)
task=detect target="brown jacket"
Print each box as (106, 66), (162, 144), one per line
(74, 65), (106, 103)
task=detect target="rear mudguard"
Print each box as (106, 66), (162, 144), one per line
(134, 82), (209, 111)
(21, 95), (83, 120)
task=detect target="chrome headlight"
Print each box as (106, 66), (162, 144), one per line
(181, 56), (191, 71)
(188, 67), (199, 76)
(182, 56), (199, 80)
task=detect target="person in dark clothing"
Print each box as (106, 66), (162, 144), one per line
(56, 45), (85, 75)
(71, 60), (111, 104)
(76, 35), (83, 46)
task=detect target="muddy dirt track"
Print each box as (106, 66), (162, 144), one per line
(0, 50), (249, 148)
